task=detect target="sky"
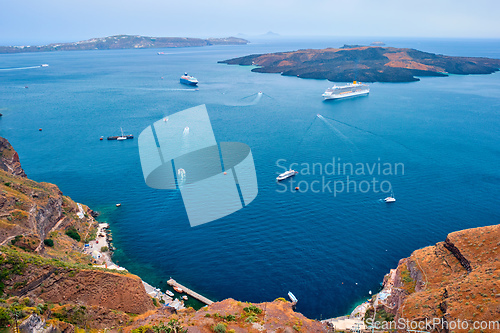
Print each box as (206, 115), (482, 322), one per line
(1, 0), (499, 45)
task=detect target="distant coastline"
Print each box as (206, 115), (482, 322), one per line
(0, 34), (249, 54)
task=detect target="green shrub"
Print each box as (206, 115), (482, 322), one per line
(224, 314), (236, 321)
(11, 235), (23, 245)
(65, 228), (81, 242)
(43, 239), (54, 247)
(243, 304), (262, 314)
(0, 307), (11, 326)
(213, 323), (227, 333)
(100, 246), (108, 252)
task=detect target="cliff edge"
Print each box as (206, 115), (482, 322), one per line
(370, 224), (500, 333)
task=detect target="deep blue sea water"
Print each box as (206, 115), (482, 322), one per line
(1, 37), (499, 319)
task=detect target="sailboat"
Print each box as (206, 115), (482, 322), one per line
(117, 128), (127, 141)
(384, 190), (396, 203)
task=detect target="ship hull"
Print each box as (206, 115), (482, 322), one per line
(323, 90), (369, 100)
(107, 135), (134, 140)
(180, 78), (198, 86)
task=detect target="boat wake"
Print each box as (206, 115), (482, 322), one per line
(224, 92), (264, 106)
(0, 65), (45, 71)
(317, 114), (359, 154)
(318, 114), (435, 161)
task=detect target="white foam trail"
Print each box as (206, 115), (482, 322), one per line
(224, 92), (263, 106)
(317, 114), (359, 153)
(0, 65), (42, 71)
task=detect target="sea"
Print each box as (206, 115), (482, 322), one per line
(1, 36), (499, 319)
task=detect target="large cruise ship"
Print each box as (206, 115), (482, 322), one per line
(322, 81), (369, 100)
(180, 73), (198, 86)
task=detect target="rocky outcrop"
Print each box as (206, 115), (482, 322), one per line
(376, 224), (500, 333)
(125, 298), (328, 332)
(19, 314), (57, 333)
(219, 46), (500, 82)
(443, 236), (472, 273)
(0, 137), (26, 177)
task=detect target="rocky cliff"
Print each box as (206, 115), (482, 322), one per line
(0, 137), (95, 259)
(0, 136), (156, 332)
(373, 224), (500, 333)
(2, 248), (154, 315)
(0, 137), (26, 178)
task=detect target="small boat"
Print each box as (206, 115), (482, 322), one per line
(157, 52), (165, 55)
(288, 291), (298, 303)
(116, 203), (121, 207)
(180, 73), (198, 86)
(165, 290), (174, 297)
(384, 190), (396, 203)
(41, 64), (49, 67)
(276, 169), (298, 181)
(182, 296), (188, 300)
(173, 286), (183, 293)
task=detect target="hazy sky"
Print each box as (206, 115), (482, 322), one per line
(1, 0), (499, 45)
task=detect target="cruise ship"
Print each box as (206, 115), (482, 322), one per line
(180, 73), (198, 86)
(322, 81), (369, 100)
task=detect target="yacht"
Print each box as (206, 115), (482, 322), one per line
(276, 169), (298, 181)
(384, 191), (396, 203)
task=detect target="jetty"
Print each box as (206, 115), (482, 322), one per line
(167, 278), (213, 305)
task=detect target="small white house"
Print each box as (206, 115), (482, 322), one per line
(92, 250), (101, 260)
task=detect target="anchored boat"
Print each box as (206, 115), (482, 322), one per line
(108, 128), (133, 140)
(384, 190), (396, 203)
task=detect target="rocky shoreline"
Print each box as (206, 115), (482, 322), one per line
(83, 221), (187, 309)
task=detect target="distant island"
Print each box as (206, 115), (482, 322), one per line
(219, 45), (500, 82)
(0, 34), (249, 54)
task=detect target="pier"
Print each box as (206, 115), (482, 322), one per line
(167, 278), (213, 305)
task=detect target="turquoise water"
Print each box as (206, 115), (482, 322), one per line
(1, 37), (499, 319)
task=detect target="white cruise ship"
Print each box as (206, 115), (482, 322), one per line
(322, 81), (369, 100)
